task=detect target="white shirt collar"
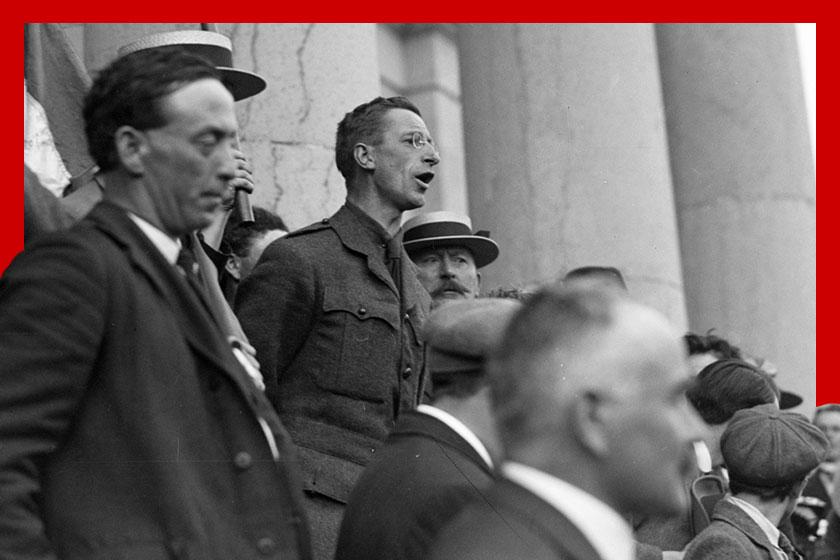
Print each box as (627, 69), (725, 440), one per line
(128, 213), (180, 266)
(727, 495), (785, 555)
(502, 462), (634, 560)
(416, 404), (493, 469)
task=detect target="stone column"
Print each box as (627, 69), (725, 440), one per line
(458, 24), (687, 326)
(657, 24), (816, 408)
(82, 23), (382, 229)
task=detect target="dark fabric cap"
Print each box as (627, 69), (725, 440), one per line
(722, 403), (829, 488)
(423, 298), (521, 377)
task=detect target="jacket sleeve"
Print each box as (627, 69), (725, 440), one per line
(0, 238), (107, 560)
(234, 240), (317, 399)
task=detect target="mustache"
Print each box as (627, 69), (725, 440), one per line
(430, 280), (469, 298)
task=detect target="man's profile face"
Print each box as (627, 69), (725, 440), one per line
(369, 108), (439, 213)
(139, 78), (238, 237)
(597, 305), (708, 516)
(815, 410), (840, 461)
(412, 246), (480, 307)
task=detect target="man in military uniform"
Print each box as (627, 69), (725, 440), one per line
(235, 96), (439, 560)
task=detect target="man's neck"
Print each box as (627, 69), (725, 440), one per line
(733, 492), (789, 526)
(345, 190), (403, 237)
(433, 390), (502, 464)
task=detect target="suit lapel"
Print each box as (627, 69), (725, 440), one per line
(87, 203), (252, 392)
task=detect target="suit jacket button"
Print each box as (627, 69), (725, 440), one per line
(358, 307), (367, 315)
(256, 537), (276, 555)
(234, 451), (253, 470)
(402, 367), (412, 379)
(322, 218), (329, 224)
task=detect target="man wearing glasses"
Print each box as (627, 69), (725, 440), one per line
(236, 96), (439, 560)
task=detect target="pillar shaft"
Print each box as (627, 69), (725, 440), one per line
(458, 24), (687, 326)
(657, 24), (816, 408)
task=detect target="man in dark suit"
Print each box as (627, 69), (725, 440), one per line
(684, 404), (829, 560)
(428, 285), (708, 560)
(0, 47), (310, 560)
(334, 298), (520, 560)
(235, 96), (438, 560)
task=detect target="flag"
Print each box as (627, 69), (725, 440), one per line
(24, 23), (94, 197)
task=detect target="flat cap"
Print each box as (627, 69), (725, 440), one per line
(423, 298), (521, 376)
(722, 403), (829, 488)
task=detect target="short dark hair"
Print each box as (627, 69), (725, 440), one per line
(335, 96), (422, 181)
(223, 206), (288, 258)
(686, 359), (779, 425)
(684, 331), (743, 359)
(84, 47), (221, 172)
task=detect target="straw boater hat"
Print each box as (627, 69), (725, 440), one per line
(118, 30), (266, 101)
(402, 211), (500, 269)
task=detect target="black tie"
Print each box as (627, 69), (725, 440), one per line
(386, 236), (402, 294)
(176, 245), (205, 297)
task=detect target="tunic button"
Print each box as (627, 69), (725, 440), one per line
(403, 367), (412, 379)
(358, 307), (367, 315)
(403, 313), (410, 321)
(321, 218), (329, 224)
(234, 451), (253, 470)
(256, 537), (276, 555)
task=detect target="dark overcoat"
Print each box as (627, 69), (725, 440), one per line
(334, 410), (494, 560)
(427, 477), (605, 560)
(0, 201), (311, 560)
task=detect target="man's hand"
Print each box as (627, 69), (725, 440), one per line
(223, 149), (255, 210)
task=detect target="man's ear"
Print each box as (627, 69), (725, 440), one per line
(224, 256), (242, 281)
(477, 271), (482, 287)
(570, 391), (610, 458)
(353, 143), (376, 171)
(115, 125), (147, 177)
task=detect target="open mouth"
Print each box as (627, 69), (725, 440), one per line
(415, 171), (435, 188)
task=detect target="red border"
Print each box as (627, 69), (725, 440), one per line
(9, 18), (826, 402)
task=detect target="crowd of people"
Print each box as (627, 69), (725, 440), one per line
(7, 31), (828, 560)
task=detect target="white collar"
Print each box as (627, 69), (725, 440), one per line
(416, 404), (493, 469)
(502, 462), (634, 560)
(727, 495), (784, 553)
(128, 213), (180, 265)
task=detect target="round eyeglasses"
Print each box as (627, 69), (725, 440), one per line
(407, 131), (436, 150)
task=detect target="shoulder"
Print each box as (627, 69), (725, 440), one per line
(260, 218), (341, 261)
(684, 521), (756, 560)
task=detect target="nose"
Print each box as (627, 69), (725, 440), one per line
(439, 256), (455, 278)
(217, 141), (237, 183)
(423, 145), (440, 167)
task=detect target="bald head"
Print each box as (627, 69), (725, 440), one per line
(488, 285), (706, 516)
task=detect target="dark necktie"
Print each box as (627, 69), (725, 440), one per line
(176, 245), (205, 299)
(386, 236), (402, 294)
